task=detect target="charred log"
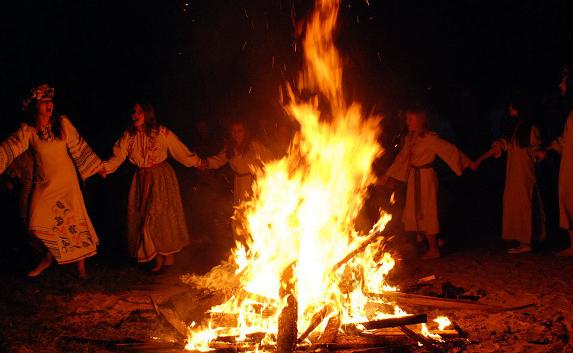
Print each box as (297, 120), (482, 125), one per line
(297, 305), (333, 343)
(342, 314), (427, 332)
(277, 262), (298, 353)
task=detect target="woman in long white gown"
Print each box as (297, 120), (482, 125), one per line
(477, 101), (546, 254)
(0, 84), (103, 278)
(549, 109), (573, 256)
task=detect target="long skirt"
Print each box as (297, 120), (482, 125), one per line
(127, 162), (190, 262)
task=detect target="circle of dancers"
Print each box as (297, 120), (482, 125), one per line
(1, 80), (572, 278)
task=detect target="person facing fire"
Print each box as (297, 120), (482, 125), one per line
(548, 107), (573, 256)
(206, 120), (272, 206)
(205, 120), (273, 244)
(477, 96), (546, 254)
(0, 84), (104, 278)
(380, 107), (477, 259)
(100, 102), (204, 272)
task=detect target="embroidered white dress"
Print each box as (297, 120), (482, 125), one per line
(0, 116), (102, 264)
(103, 126), (201, 262)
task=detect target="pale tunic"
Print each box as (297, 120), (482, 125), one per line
(492, 125), (545, 244)
(551, 111), (573, 230)
(103, 126), (201, 261)
(207, 140), (272, 205)
(0, 117), (102, 264)
(386, 132), (471, 234)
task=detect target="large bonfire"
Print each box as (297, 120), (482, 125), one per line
(184, 0), (447, 350)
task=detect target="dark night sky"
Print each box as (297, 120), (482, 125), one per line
(1, 0), (572, 148)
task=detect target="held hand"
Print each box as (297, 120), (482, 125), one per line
(469, 160), (479, 171)
(533, 150), (547, 161)
(197, 159), (208, 171)
(98, 167), (107, 179)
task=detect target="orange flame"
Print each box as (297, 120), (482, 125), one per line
(184, 0), (447, 350)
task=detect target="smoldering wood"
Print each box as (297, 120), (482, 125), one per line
(277, 262), (298, 353)
(371, 292), (535, 312)
(317, 312), (341, 344)
(297, 305), (333, 343)
(342, 314), (427, 332)
(214, 332), (268, 344)
(398, 326), (443, 353)
(157, 305), (189, 338)
(59, 336), (186, 352)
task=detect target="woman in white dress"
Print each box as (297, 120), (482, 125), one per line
(206, 121), (272, 243)
(207, 121), (272, 206)
(101, 102), (203, 271)
(0, 84), (103, 278)
(477, 100), (546, 254)
(548, 109), (573, 256)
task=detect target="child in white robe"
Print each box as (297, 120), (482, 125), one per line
(381, 108), (476, 259)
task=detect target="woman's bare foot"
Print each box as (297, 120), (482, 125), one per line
(507, 244), (531, 254)
(421, 250), (441, 260)
(151, 255), (164, 272)
(77, 258), (87, 279)
(164, 254), (175, 266)
(422, 234), (441, 259)
(557, 248), (573, 257)
(28, 252), (52, 277)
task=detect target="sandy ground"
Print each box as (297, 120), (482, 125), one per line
(0, 243), (572, 353)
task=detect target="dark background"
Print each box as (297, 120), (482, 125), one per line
(1, 0), (572, 267)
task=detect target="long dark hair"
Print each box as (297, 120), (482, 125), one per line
(501, 97), (534, 149)
(226, 120), (251, 159)
(127, 102), (160, 136)
(23, 101), (63, 139)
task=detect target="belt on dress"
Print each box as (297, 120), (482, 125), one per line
(410, 163), (434, 231)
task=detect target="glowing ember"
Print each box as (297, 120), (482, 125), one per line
(184, 0), (448, 350)
(434, 316), (452, 331)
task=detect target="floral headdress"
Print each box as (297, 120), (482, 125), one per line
(22, 84), (55, 111)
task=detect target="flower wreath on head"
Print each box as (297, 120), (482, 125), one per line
(22, 84), (55, 111)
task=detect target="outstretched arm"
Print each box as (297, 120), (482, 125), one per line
(477, 138), (507, 166)
(102, 132), (130, 175)
(432, 135), (474, 175)
(206, 148), (229, 169)
(0, 124), (31, 175)
(62, 116), (103, 179)
(165, 128), (202, 167)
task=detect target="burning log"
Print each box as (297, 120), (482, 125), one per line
(317, 312), (341, 344)
(310, 329), (459, 351)
(332, 231), (386, 273)
(342, 314), (427, 331)
(277, 263), (298, 353)
(398, 326), (443, 352)
(297, 305), (333, 343)
(372, 292), (535, 312)
(156, 305), (188, 338)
